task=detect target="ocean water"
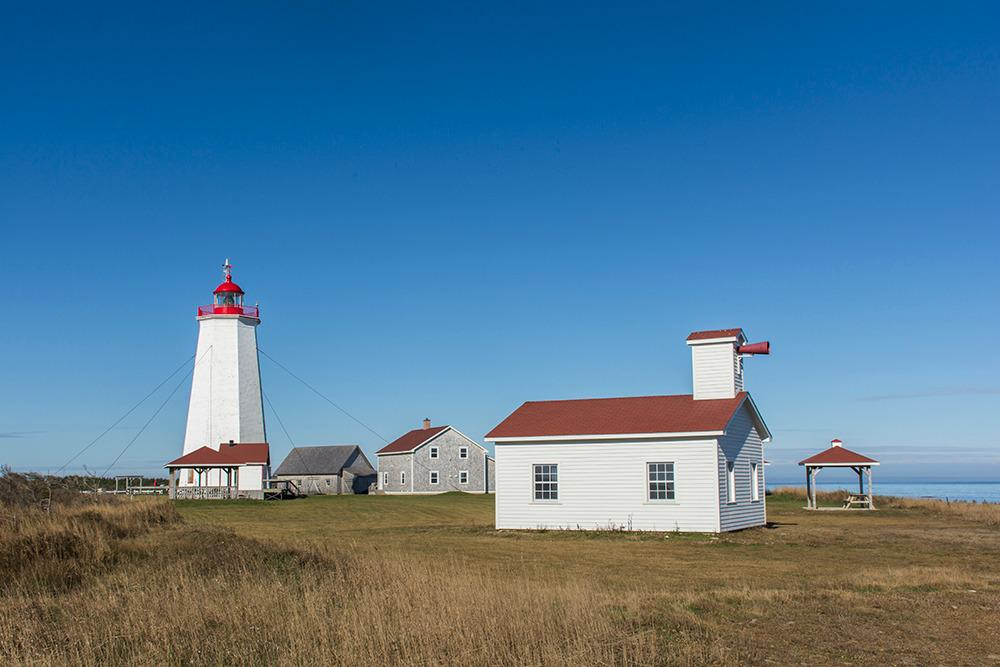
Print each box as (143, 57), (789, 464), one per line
(767, 482), (1000, 504)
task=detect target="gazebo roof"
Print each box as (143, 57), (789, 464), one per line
(799, 443), (878, 467)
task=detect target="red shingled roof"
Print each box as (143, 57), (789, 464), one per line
(799, 446), (878, 466)
(686, 328), (744, 341)
(486, 393), (750, 439)
(376, 426), (449, 454)
(165, 443), (269, 467)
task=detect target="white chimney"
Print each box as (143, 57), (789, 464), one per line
(686, 329), (746, 400)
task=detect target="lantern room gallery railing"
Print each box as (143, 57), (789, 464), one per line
(197, 304), (260, 318)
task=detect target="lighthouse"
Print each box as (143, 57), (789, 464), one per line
(178, 260), (267, 486)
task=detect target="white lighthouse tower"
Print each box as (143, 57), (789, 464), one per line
(179, 260), (266, 486)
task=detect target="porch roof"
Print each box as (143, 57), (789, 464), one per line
(165, 443), (270, 468)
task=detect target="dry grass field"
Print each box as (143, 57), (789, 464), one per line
(2, 490), (999, 666)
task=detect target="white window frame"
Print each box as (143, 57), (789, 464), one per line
(429, 446), (439, 459)
(532, 463), (558, 502)
(726, 460), (736, 504)
(382, 472), (388, 487)
(646, 462), (676, 502)
(459, 470), (468, 484)
(400, 471), (406, 485)
(429, 470), (439, 485)
(751, 462), (759, 501)
(459, 446), (468, 459)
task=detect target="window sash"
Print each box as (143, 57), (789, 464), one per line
(727, 461), (736, 503)
(429, 471), (439, 484)
(647, 462), (675, 500)
(429, 447), (439, 459)
(459, 470), (468, 484)
(533, 464), (558, 500)
(459, 447), (468, 459)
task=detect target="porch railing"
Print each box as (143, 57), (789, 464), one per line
(173, 486), (238, 500)
(197, 305), (260, 318)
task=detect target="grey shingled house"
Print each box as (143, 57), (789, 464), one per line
(376, 419), (495, 494)
(272, 445), (376, 495)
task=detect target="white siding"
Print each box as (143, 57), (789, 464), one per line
(495, 438), (721, 533)
(717, 403), (766, 531)
(180, 315), (265, 487)
(691, 343), (738, 400)
(237, 464), (265, 491)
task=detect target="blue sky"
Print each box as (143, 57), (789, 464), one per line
(1, 3), (998, 483)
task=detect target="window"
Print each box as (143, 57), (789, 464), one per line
(382, 472), (388, 487)
(751, 463), (759, 501)
(647, 462), (675, 501)
(459, 446), (468, 459)
(533, 464), (558, 501)
(726, 461), (736, 503)
(429, 470), (439, 485)
(429, 446), (439, 459)
(400, 471), (406, 485)
(459, 470), (468, 484)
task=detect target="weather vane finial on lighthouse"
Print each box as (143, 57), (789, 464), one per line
(223, 258), (232, 280)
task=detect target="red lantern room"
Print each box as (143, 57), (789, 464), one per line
(197, 259), (260, 318)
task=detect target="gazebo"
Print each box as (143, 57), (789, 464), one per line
(798, 439), (879, 510)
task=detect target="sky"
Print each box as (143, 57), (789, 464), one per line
(1, 2), (998, 483)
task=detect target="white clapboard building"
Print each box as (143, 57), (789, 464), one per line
(485, 328), (772, 533)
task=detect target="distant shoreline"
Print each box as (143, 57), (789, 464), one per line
(768, 481), (1000, 504)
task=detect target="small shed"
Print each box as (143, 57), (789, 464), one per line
(799, 439), (879, 510)
(272, 445), (376, 495)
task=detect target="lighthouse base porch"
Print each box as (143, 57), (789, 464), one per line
(165, 442), (272, 500)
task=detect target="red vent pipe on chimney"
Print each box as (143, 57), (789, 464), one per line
(737, 341), (770, 355)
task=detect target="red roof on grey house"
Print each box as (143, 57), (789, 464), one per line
(686, 328), (744, 341)
(165, 443), (269, 467)
(486, 393), (749, 439)
(376, 426), (449, 454)
(799, 446), (878, 466)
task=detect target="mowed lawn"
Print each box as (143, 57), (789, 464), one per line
(177, 492), (1000, 664)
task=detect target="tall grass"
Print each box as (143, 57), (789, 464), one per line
(0, 500), (751, 666)
(769, 486), (1000, 526)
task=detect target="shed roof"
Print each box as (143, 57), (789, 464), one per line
(376, 425), (449, 454)
(486, 393), (767, 440)
(799, 446), (879, 466)
(165, 443), (269, 468)
(273, 445), (375, 476)
(686, 328), (744, 341)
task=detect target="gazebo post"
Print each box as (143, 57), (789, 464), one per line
(807, 466), (818, 509)
(804, 465), (811, 508)
(867, 466), (875, 509)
